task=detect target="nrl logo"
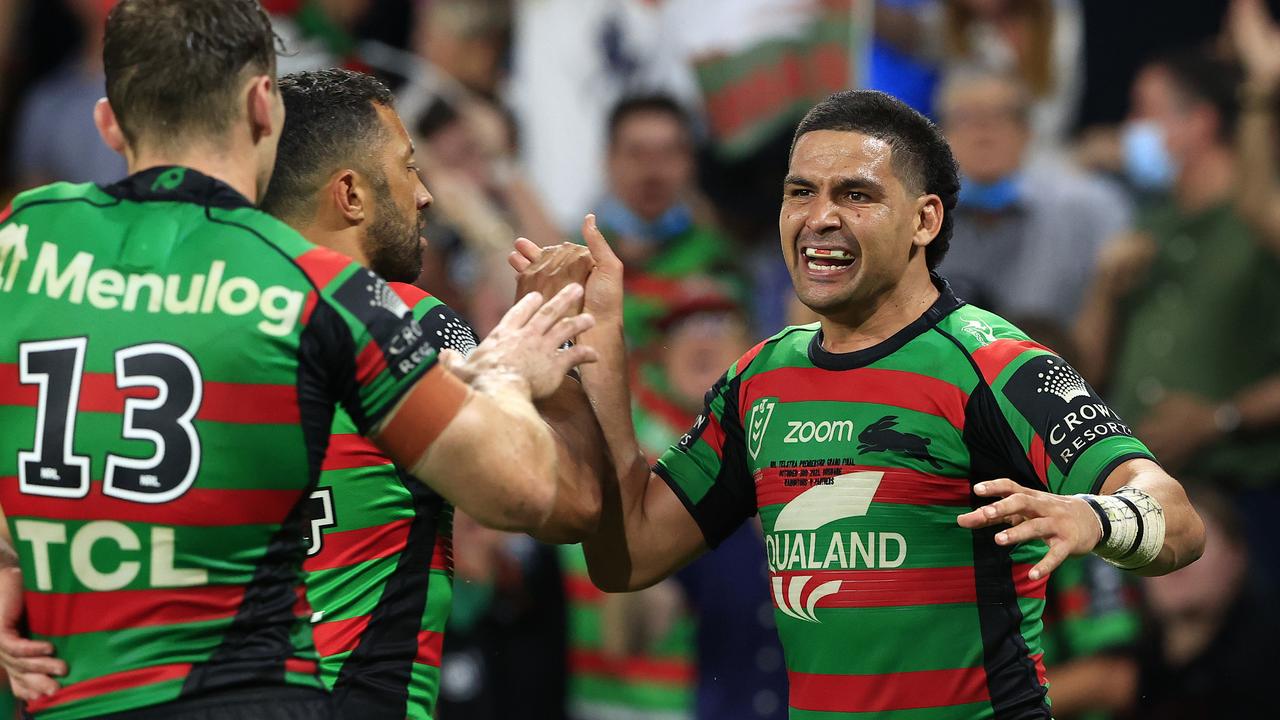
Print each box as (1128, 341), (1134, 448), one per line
(747, 396), (778, 460)
(961, 319), (997, 346)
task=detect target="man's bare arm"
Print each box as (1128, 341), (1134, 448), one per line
(957, 458), (1205, 579)
(570, 217), (707, 591)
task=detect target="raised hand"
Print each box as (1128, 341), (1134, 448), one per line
(459, 284), (598, 400)
(514, 243), (594, 313)
(580, 214), (625, 324)
(956, 479), (1103, 581)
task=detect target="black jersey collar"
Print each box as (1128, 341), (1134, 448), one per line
(100, 166), (255, 210)
(808, 273), (964, 371)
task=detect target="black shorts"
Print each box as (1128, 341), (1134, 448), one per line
(88, 686), (334, 720)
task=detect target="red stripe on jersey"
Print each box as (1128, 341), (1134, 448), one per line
(1031, 652), (1048, 687)
(564, 575), (603, 604)
(416, 629), (444, 668)
(742, 366), (969, 429)
(285, 657), (318, 676)
(737, 339), (769, 374)
(303, 518), (409, 572)
(569, 649), (695, 686)
(296, 246), (354, 289)
(1013, 563), (1048, 601)
(788, 666), (989, 713)
(431, 530), (452, 573)
(700, 410), (725, 460)
(634, 378), (695, 437)
(322, 434), (391, 471)
(1027, 434), (1051, 488)
(970, 339), (1050, 386)
(755, 466), (971, 507)
(0, 364), (299, 424)
(26, 662), (193, 712)
(0, 477), (301, 526)
(27, 585), (246, 636)
(1057, 587), (1089, 617)
(301, 290), (319, 325)
(0, 201), (13, 224)
(772, 567), (977, 609)
(390, 282), (430, 306)
(312, 614), (368, 657)
(354, 340), (388, 382)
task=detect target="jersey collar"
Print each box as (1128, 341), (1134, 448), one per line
(808, 273), (964, 371)
(100, 166), (255, 210)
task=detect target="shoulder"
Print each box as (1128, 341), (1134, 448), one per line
(730, 323), (818, 381)
(5, 181), (112, 218)
(934, 305), (1055, 385)
(391, 283), (478, 355)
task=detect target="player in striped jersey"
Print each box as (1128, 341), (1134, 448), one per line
(534, 90), (1207, 719)
(259, 68), (603, 718)
(0, 2), (600, 718)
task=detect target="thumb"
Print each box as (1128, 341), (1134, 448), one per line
(582, 214), (621, 271)
(437, 348), (465, 373)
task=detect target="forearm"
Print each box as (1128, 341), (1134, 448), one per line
(1072, 284), (1119, 386)
(576, 317), (674, 590)
(528, 377), (610, 543)
(1045, 656), (1137, 716)
(1231, 372), (1280, 430)
(403, 374), (560, 532)
(1099, 460), (1204, 576)
(1235, 79), (1280, 250)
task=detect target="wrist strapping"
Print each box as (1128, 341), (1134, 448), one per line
(1075, 485), (1165, 569)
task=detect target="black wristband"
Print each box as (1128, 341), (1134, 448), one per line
(1113, 494), (1145, 558)
(1080, 495), (1112, 544)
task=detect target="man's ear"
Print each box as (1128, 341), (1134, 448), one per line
(246, 75), (277, 144)
(329, 169), (366, 224)
(93, 98), (129, 157)
(913, 194), (944, 250)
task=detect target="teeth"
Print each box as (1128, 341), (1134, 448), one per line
(807, 260), (852, 271)
(804, 248), (852, 259)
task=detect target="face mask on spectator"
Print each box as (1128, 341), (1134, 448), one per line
(959, 174), (1022, 212)
(1122, 120), (1177, 190)
(595, 195), (694, 247)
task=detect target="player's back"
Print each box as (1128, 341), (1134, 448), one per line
(0, 167), (379, 718)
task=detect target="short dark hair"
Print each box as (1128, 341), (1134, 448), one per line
(607, 94), (692, 147)
(261, 69), (396, 221)
(1151, 50), (1244, 145)
(104, 0), (279, 149)
(792, 90), (960, 270)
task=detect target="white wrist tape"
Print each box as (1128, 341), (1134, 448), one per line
(1075, 485), (1166, 569)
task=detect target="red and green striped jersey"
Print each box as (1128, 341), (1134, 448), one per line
(0, 168), (446, 719)
(562, 544), (695, 720)
(302, 285), (477, 719)
(655, 277), (1155, 719)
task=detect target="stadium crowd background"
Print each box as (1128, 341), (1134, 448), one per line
(1, 0), (1278, 718)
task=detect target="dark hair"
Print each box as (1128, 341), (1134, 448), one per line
(792, 90), (960, 270)
(103, 0), (279, 149)
(607, 94), (692, 147)
(261, 69), (396, 221)
(1151, 50), (1244, 145)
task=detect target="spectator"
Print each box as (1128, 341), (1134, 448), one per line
(414, 95), (563, 334)
(940, 0), (1084, 148)
(1133, 487), (1278, 718)
(411, 0), (510, 99)
(1228, 0), (1280, 254)
(10, 0), (124, 187)
(869, 0), (943, 118)
(938, 69), (1130, 325)
(594, 95), (743, 348)
(1073, 50), (1280, 581)
(271, 0), (375, 74)
(1075, 53), (1280, 479)
(561, 544), (696, 720)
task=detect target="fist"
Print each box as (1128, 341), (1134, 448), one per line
(516, 243), (594, 313)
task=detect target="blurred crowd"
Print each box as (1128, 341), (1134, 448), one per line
(2, 0), (1279, 718)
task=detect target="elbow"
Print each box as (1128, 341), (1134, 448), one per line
(485, 468), (558, 533)
(586, 562), (636, 594)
